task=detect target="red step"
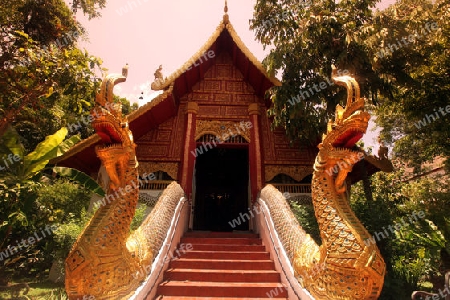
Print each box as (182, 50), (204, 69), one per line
(170, 258), (275, 270)
(181, 237), (262, 245)
(156, 297), (280, 300)
(164, 269), (281, 283)
(153, 231), (288, 299)
(184, 231), (259, 238)
(190, 243), (266, 252)
(156, 281), (287, 298)
(180, 250), (270, 260)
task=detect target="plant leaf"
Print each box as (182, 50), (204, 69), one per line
(22, 128), (68, 178)
(53, 166), (105, 197)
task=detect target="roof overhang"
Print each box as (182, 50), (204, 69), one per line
(151, 18), (281, 103)
(51, 17), (280, 174)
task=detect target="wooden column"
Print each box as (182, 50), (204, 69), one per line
(180, 102), (198, 197)
(248, 103), (263, 202)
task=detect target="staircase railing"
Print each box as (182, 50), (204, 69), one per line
(254, 184), (314, 300)
(129, 181), (190, 300)
(272, 183), (312, 194)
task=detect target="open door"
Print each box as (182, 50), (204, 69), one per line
(193, 147), (249, 231)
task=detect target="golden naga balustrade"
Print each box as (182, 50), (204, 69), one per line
(64, 65), (386, 299)
(64, 71), (185, 299)
(260, 66), (386, 299)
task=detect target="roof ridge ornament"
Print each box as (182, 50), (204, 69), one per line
(223, 0), (229, 24)
(151, 65), (166, 91)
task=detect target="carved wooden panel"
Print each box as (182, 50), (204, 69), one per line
(236, 94), (257, 103)
(198, 106), (221, 116)
(137, 145), (168, 157)
(203, 80), (222, 91)
(138, 162), (179, 180)
(265, 165), (313, 182)
(214, 93), (232, 102)
(135, 111), (185, 162)
(260, 104), (317, 165)
(192, 93), (210, 101)
(157, 130), (172, 141)
(172, 106), (186, 159)
(225, 106), (248, 117)
(137, 130), (157, 142)
(226, 81), (244, 93)
(217, 65), (233, 78)
(195, 120), (251, 142)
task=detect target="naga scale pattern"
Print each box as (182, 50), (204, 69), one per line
(65, 73), (184, 299)
(261, 67), (386, 299)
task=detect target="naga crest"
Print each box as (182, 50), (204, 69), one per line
(315, 66), (371, 193)
(92, 71), (136, 190)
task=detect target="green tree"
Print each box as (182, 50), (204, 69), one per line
(0, 0), (105, 150)
(367, 0), (450, 170)
(350, 163), (448, 298)
(250, 0), (389, 144)
(70, 0), (107, 19)
(0, 126), (103, 280)
(250, 0), (449, 170)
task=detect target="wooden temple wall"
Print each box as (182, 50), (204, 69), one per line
(135, 52), (316, 193)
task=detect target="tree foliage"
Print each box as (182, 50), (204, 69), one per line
(368, 0), (450, 170)
(350, 164), (448, 298)
(250, 0), (390, 144)
(71, 0), (107, 20)
(0, 126), (102, 281)
(250, 0), (449, 169)
(0, 0), (105, 151)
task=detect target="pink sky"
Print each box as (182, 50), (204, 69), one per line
(71, 0), (396, 149)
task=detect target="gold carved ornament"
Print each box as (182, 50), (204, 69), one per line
(195, 119), (251, 142)
(265, 165), (313, 183)
(262, 66), (386, 299)
(65, 71), (185, 299)
(138, 162), (179, 181)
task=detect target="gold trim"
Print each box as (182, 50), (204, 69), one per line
(138, 162), (179, 180)
(265, 165), (313, 182)
(252, 115), (263, 190)
(150, 20), (281, 91)
(186, 102), (199, 114)
(54, 85), (175, 164)
(195, 120), (251, 142)
(248, 103), (260, 116)
(128, 85), (174, 123)
(226, 23), (281, 86)
(181, 113), (194, 189)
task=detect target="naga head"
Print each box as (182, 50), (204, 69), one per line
(92, 71), (136, 190)
(315, 66), (370, 193)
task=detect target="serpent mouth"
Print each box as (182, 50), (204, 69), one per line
(92, 105), (124, 150)
(332, 125), (365, 149)
(326, 110), (370, 149)
(94, 120), (123, 146)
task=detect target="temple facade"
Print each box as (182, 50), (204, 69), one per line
(57, 5), (394, 299)
(55, 12), (318, 232)
(54, 5), (389, 235)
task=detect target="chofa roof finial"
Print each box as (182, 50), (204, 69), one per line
(223, 0), (229, 24)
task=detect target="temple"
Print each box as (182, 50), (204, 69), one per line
(55, 3), (392, 299)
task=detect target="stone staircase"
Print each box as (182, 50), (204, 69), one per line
(154, 231), (288, 299)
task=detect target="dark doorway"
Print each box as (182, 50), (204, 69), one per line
(194, 147), (249, 231)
